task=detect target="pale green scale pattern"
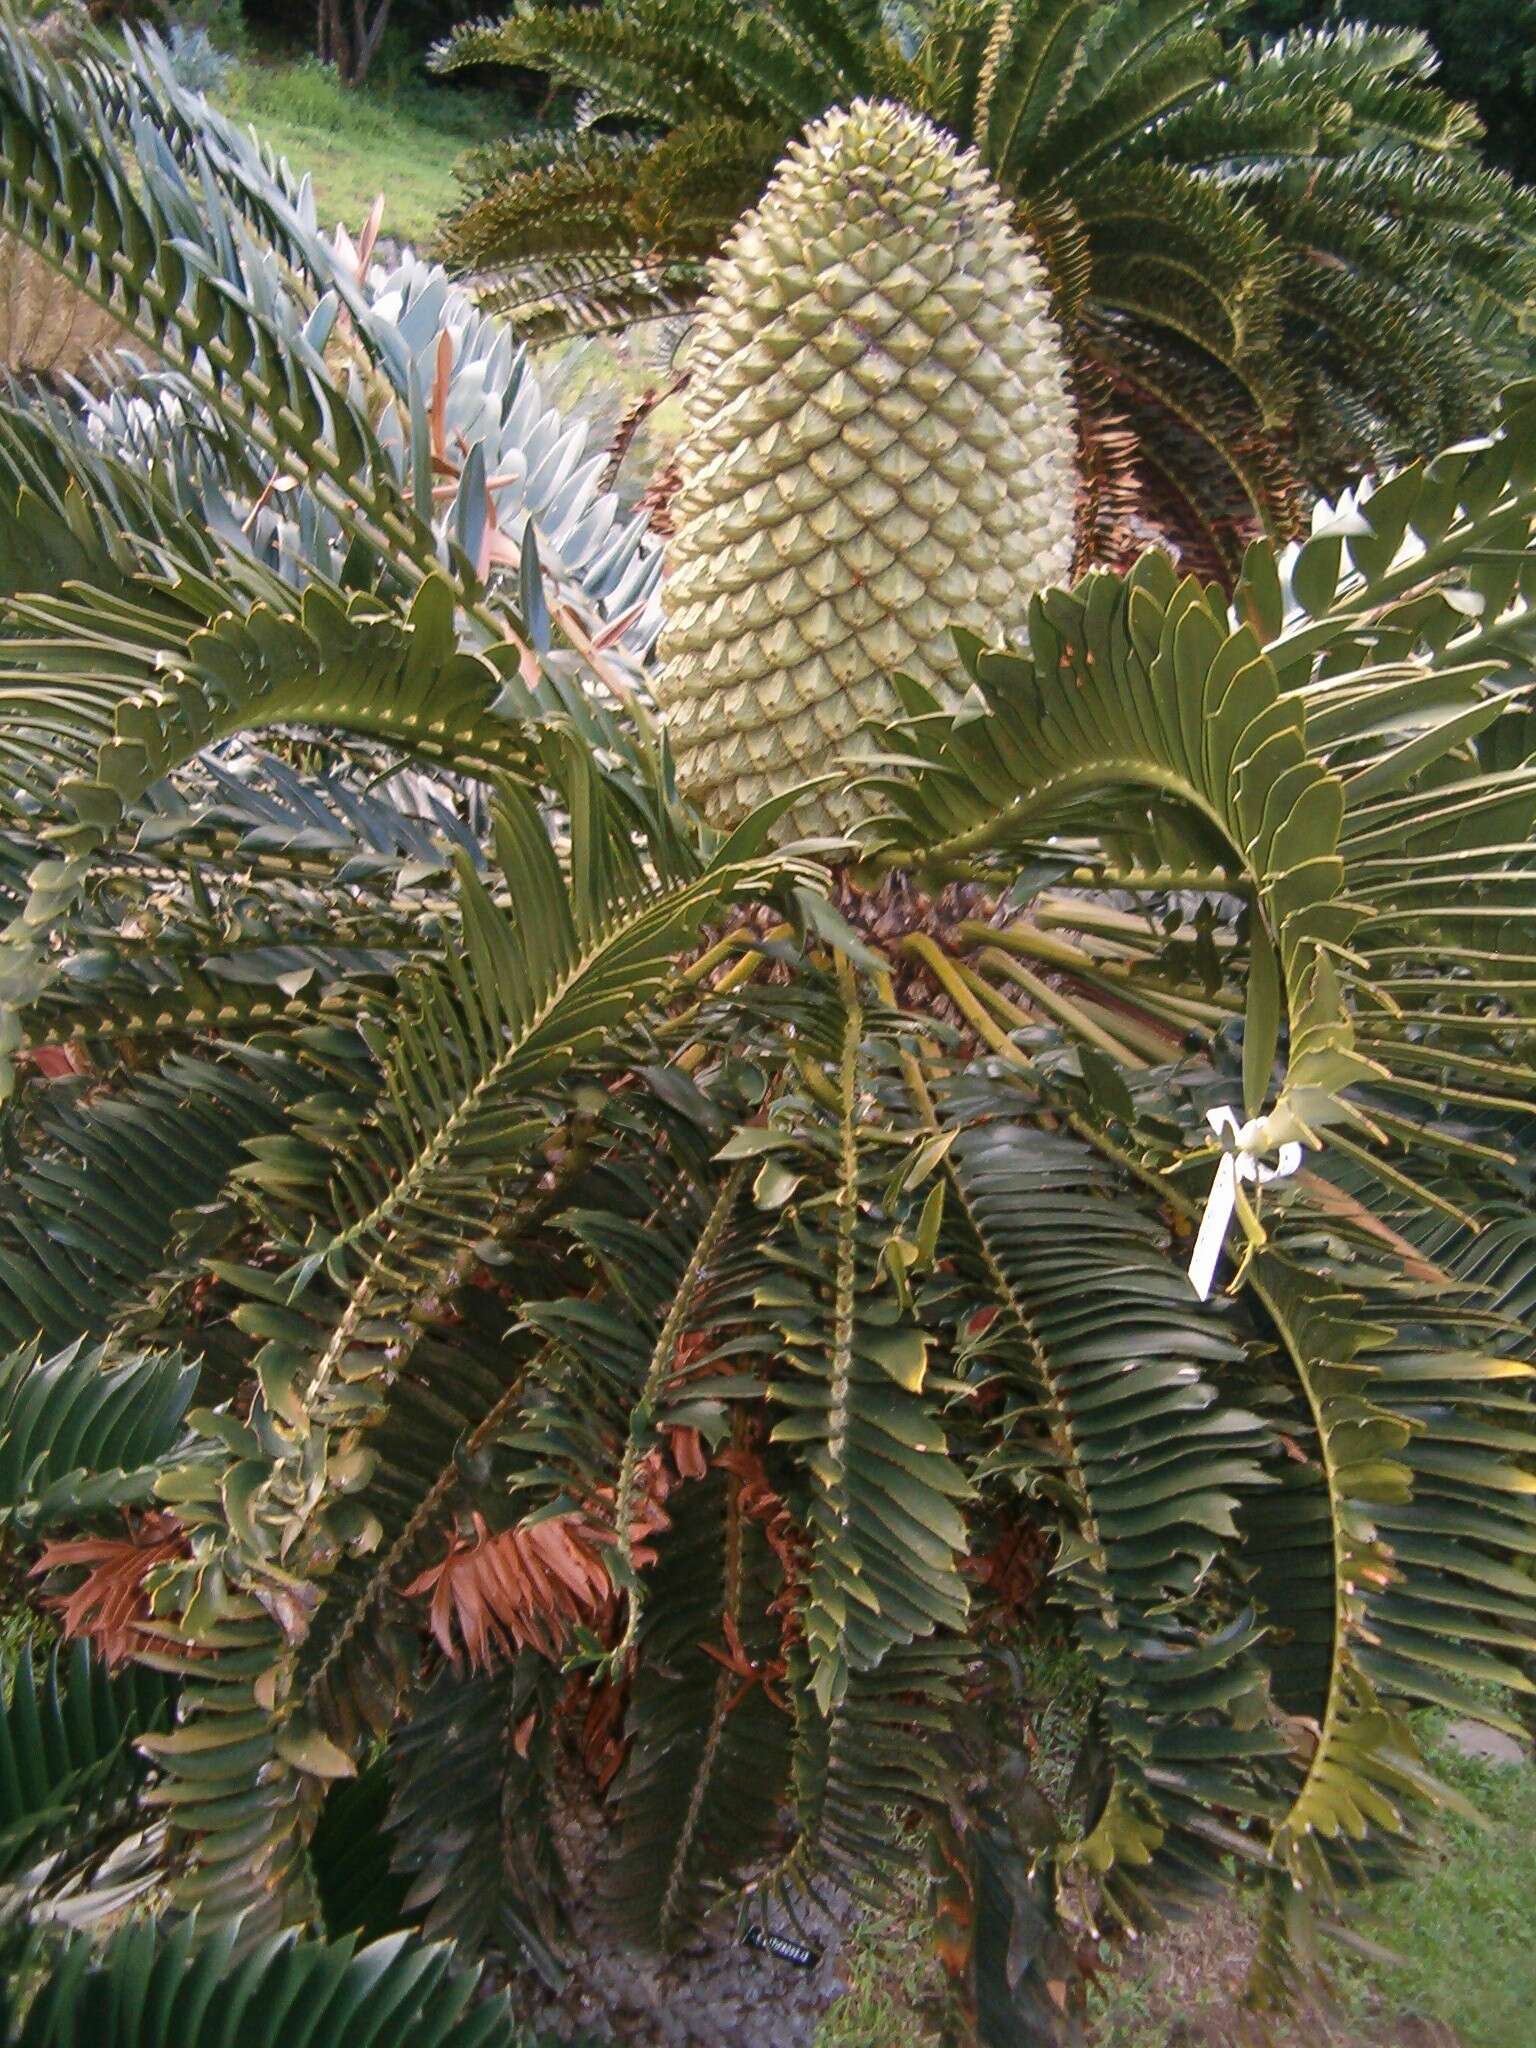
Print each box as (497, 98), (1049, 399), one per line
(655, 97), (1078, 835)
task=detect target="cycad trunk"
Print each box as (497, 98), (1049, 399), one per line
(0, 236), (125, 385)
(655, 98), (1078, 837)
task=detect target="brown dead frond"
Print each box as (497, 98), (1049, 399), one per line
(405, 1428), (712, 1670)
(403, 1508), (615, 1670)
(32, 1510), (189, 1668)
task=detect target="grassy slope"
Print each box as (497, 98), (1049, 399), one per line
(214, 58), (500, 248)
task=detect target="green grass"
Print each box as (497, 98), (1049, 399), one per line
(0, 1598), (51, 1696)
(1085, 1708), (1536, 2048)
(806, 1704), (1536, 2048)
(214, 58), (502, 248)
(1334, 1708), (1536, 2048)
(813, 1892), (947, 2048)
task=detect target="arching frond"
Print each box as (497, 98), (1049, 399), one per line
(11, 1919), (537, 2048)
(610, 1472), (791, 1946)
(946, 1117), (1275, 1918)
(433, 0), (874, 126)
(0, 1642), (172, 1886)
(0, 1340), (194, 1524)
(0, 1052), (306, 1351)
(386, 1656), (565, 1980)
(752, 968), (970, 1715)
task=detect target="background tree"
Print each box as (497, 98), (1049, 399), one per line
(314, 0), (391, 85)
(302, 0), (500, 85)
(80, 0), (495, 87)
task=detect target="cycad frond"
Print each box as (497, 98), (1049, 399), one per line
(750, 1632), (967, 1920)
(0, 1340), (195, 1523)
(947, 1119), (1275, 1917)
(0, 1642), (172, 1886)
(293, 777), (780, 1281)
(437, 118), (777, 329)
(440, 130), (659, 279)
(1086, 321), (1305, 581)
(522, 1153), (757, 1648)
(387, 1656), (565, 1979)
(434, 0), (868, 125)
(13, 1918), (535, 2048)
(0, 1053), (306, 1349)
(755, 970), (970, 1714)
(975, 0), (1104, 174)
(0, 24), (434, 597)
(610, 1472), (790, 1946)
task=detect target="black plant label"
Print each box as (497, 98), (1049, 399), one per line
(742, 1927), (820, 1969)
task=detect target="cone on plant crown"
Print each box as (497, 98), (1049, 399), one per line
(655, 97), (1078, 836)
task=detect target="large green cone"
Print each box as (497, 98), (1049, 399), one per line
(655, 97), (1078, 836)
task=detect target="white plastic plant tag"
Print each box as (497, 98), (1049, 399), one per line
(1187, 1105), (1303, 1300)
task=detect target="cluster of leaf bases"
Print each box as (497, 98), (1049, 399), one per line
(0, 16), (1534, 2048)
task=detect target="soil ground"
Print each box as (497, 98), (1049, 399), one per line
(515, 1707), (1534, 2048)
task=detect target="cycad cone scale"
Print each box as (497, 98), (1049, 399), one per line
(655, 98), (1078, 837)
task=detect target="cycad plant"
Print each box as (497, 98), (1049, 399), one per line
(434, 0), (1536, 577)
(2, 17), (1536, 2048)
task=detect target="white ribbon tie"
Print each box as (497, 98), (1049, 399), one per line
(1187, 1106), (1303, 1301)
